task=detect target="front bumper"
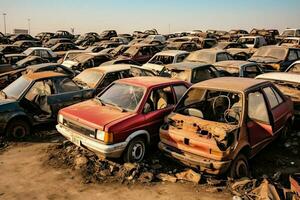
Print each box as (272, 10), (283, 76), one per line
(158, 142), (232, 175)
(56, 124), (127, 158)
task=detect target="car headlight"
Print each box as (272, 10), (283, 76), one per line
(58, 114), (64, 124)
(96, 130), (113, 144)
(96, 130), (105, 141)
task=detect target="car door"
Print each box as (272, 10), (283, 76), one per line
(261, 85), (287, 136)
(47, 77), (93, 114)
(246, 89), (273, 155)
(142, 85), (176, 140)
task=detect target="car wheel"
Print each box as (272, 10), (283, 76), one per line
(228, 153), (249, 179)
(123, 137), (146, 163)
(6, 119), (30, 139)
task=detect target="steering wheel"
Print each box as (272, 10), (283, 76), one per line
(212, 95), (231, 119)
(224, 108), (240, 124)
(155, 61), (164, 65)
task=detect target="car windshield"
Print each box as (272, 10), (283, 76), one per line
(175, 88), (242, 125)
(149, 55), (174, 65)
(282, 30), (295, 36)
(251, 47), (288, 60)
(238, 38), (255, 45)
(73, 69), (104, 88)
(216, 66), (239, 76)
(162, 69), (190, 81)
(1, 76), (31, 100)
(97, 83), (145, 112)
(70, 54), (91, 62)
(185, 51), (214, 63)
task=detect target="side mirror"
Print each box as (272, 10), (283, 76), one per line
(143, 103), (152, 114)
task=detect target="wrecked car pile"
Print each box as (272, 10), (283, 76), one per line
(1, 27), (300, 199)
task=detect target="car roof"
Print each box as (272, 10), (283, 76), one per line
(166, 62), (212, 70)
(26, 63), (59, 69)
(86, 64), (131, 73)
(117, 76), (186, 88)
(214, 60), (255, 68)
(24, 71), (66, 81)
(282, 37), (300, 41)
(155, 50), (188, 56)
(193, 77), (268, 92)
(256, 72), (300, 84)
(26, 47), (52, 51)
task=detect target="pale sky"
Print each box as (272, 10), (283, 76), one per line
(1, 0), (299, 35)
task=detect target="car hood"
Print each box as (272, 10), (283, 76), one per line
(60, 99), (134, 131)
(249, 57), (280, 63)
(62, 60), (78, 68)
(142, 63), (165, 72)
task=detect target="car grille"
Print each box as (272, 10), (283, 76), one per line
(63, 119), (96, 138)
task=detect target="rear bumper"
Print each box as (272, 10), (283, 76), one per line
(56, 124), (126, 158)
(158, 142), (232, 175)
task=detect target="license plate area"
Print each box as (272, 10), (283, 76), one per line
(72, 136), (81, 146)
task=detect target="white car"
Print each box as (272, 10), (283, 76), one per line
(142, 50), (189, 73)
(237, 36), (267, 49)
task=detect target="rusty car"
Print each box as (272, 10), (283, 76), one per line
(184, 49), (234, 64)
(0, 71), (94, 138)
(159, 77), (294, 178)
(214, 60), (264, 78)
(248, 46), (300, 71)
(57, 77), (190, 162)
(119, 44), (160, 64)
(161, 62), (220, 83)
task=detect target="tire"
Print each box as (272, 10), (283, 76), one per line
(5, 119), (30, 139)
(228, 154), (250, 179)
(123, 137), (146, 163)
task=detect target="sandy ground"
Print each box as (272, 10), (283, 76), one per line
(0, 142), (231, 200)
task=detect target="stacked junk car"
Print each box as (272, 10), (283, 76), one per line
(0, 2), (300, 199)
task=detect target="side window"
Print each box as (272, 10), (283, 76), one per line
(288, 50), (298, 61)
(83, 59), (94, 68)
(25, 80), (53, 101)
(244, 65), (260, 78)
(263, 87), (283, 109)
(101, 72), (120, 88)
(173, 85), (188, 101)
(216, 53), (228, 62)
(248, 91), (270, 124)
(191, 67), (216, 83)
(176, 54), (188, 63)
(119, 70), (131, 78)
(55, 78), (80, 93)
(144, 86), (175, 112)
(40, 50), (51, 58)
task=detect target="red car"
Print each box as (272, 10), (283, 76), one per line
(57, 77), (190, 162)
(119, 44), (160, 64)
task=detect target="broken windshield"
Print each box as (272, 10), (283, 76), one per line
(97, 83), (145, 112)
(74, 70), (104, 88)
(185, 51), (214, 63)
(175, 88), (242, 125)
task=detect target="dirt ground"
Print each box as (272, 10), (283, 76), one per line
(0, 123), (299, 200)
(0, 140), (231, 200)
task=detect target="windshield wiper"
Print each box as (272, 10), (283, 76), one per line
(104, 101), (126, 112)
